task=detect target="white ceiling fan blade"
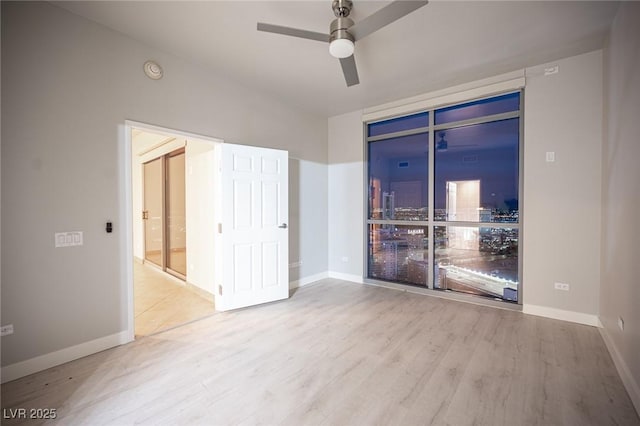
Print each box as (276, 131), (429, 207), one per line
(339, 55), (360, 87)
(257, 23), (330, 43)
(350, 1), (429, 41)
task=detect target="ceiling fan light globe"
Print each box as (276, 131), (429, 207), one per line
(329, 38), (354, 59)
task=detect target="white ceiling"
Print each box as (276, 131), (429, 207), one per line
(54, 1), (619, 117)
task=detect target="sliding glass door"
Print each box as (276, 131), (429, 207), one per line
(366, 92), (522, 303)
(143, 157), (164, 267)
(166, 150), (187, 277)
(143, 149), (187, 279)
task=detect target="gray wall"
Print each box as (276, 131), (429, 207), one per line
(328, 111), (364, 276)
(601, 1), (640, 405)
(522, 50), (603, 314)
(1, 2), (327, 366)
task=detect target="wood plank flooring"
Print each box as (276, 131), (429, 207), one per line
(2, 279), (638, 425)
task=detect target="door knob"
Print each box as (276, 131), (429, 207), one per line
(278, 223), (288, 229)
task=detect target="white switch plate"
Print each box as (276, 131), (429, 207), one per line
(1, 324), (14, 337)
(55, 231), (83, 247)
(546, 152), (555, 162)
(554, 282), (570, 291)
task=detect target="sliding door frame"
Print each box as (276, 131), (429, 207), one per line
(164, 147), (187, 280)
(142, 148), (187, 281)
(142, 156), (165, 270)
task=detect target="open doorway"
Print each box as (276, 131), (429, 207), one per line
(131, 126), (218, 337)
(124, 121), (290, 340)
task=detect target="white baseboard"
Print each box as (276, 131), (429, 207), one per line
(523, 304), (600, 327)
(599, 323), (640, 415)
(1, 331), (131, 384)
(328, 271), (364, 284)
(290, 271), (329, 289)
(186, 281), (215, 303)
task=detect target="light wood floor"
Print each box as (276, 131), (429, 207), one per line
(135, 262), (215, 337)
(2, 279), (638, 425)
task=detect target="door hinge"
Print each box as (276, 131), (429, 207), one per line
(142, 210), (149, 220)
(218, 285), (223, 295)
(218, 223), (222, 233)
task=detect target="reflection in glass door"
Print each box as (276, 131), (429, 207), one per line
(143, 158), (164, 267)
(166, 150), (186, 278)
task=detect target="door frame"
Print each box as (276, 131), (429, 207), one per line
(123, 120), (223, 342)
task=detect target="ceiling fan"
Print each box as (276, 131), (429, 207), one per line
(257, 0), (429, 87)
(437, 132), (479, 151)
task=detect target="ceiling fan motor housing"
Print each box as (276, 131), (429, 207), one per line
(330, 17), (355, 43)
(331, 0), (354, 43)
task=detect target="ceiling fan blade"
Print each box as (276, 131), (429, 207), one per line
(350, 1), (429, 41)
(339, 55), (360, 87)
(257, 23), (330, 43)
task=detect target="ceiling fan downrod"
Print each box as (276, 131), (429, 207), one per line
(332, 0), (353, 17)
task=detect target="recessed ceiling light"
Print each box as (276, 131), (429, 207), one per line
(143, 60), (163, 80)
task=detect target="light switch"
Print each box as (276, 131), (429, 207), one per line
(56, 234), (66, 247)
(546, 152), (555, 162)
(55, 231), (83, 247)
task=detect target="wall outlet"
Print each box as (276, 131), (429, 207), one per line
(1, 324), (14, 337)
(554, 282), (570, 291)
(341, 256), (349, 262)
(546, 151), (556, 162)
(618, 317), (624, 331)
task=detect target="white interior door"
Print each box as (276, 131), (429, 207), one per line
(217, 143), (289, 311)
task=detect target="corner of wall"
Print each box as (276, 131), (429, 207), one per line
(327, 110), (365, 277)
(598, 1), (640, 416)
(599, 322), (640, 415)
